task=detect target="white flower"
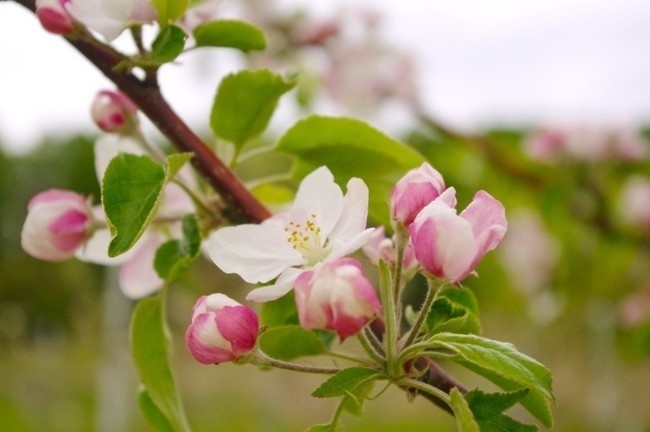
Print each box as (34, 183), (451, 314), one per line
(208, 166), (374, 302)
(66, 0), (157, 42)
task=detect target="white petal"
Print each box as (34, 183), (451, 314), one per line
(208, 223), (304, 283)
(246, 267), (303, 302)
(94, 135), (144, 183)
(328, 228), (375, 261)
(119, 234), (163, 298)
(75, 227), (132, 265)
(329, 177), (369, 242)
(291, 167), (343, 239)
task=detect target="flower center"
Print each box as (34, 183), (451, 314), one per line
(284, 213), (328, 265)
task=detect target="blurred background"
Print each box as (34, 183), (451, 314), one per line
(1, 0), (649, 431)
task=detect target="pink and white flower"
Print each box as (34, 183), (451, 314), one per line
(409, 188), (507, 283)
(208, 166), (374, 302)
(21, 189), (92, 262)
(91, 90), (138, 134)
(185, 294), (259, 365)
(390, 162), (446, 226)
(294, 258), (381, 341)
(35, 0), (75, 35)
(66, 0), (157, 42)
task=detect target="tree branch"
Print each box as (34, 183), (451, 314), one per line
(13, 0), (270, 224)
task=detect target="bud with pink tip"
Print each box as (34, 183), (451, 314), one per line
(391, 162), (446, 227)
(294, 258), (382, 341)
(362, 226), (417, 273)
(36, 0), (75, 35)
(185, 294), (259, 365)
(409, 188), (507, 283)
(21, 189), (92, 262)
(91, 90), (138, 134)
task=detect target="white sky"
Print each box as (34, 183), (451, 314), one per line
(1, 0), (650, 153)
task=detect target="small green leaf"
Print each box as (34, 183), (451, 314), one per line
(211, 69), (296, 148)
(131, 295), (190, 432)
(465, 389), (538, 432)
(151, 25), (187, 63)
(311, 367), (378, 398)
(259, 325), (326, 360)
(138, 388), (174, 432)
(152, 0), (188, 25)
(194, 20), (266, 51)
(260, 292), (299, 326)
(102, 153), (192, 257)
(153, 214), (201, 281)
(341, 377), (375, 416)
(426, 333), (554, 427)
(277, 116), (425, 226)
(426, 287), (481, 335)
(450, 388), (480, 432)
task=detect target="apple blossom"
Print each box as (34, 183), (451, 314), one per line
(390, 162), (446, 226)
(91, 90), (138, 134)
(185, 294), (259, 365)
(208, 166), (374, 302)
(66, 0), (157, 42)
(294, 258), (381, 341)
(21, 189), (92, 262)
(409, 188), (507, 283)
(35, 0), (75, 35)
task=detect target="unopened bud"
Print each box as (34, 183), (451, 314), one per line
(91, 90), (138, 134)
(36, 0), (74, 35)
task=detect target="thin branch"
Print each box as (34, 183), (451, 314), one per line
(13, 0), (270, 224)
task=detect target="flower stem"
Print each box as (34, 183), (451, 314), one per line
(378, 261), (400, 378)
(248, 350), (341, 374)
(399, 278), (444, 350)
(357, 328), (385, 365)
(396, 377), (451, 406)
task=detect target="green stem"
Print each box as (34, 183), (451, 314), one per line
(248, 350), (341, 374)
(357, 329), (385, 365)
(325, 350), (376, 367)
(397, 377), (451, 406)
(399, 278), (444, 350)
(378, 261), (400, 377)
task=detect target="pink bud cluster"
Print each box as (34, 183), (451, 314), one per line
(389, 162), (508, 283)
(21, 189), (93, 262)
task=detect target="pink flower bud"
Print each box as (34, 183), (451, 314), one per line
(21, 189), (91, 262)
(36, 0), (74, 35)
(362, 226), (417, 272)
(409, 188), (507, 283)
(294, 258), (382, 341)
(391, 162), (446, 226)
(91, 90), (138, 133)
(185, 294), (259, 365)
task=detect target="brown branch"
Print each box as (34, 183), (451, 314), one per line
(13, 0), (270, 224)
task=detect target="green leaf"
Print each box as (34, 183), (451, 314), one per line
(259, 325), (327, 360)
(210, 69), (296, 148)
(193, 20), (266, 51)
(426, 287), (481, 335)
(306, 425), (334, 432)
(131, 295), (190, 432)
(426, 333), (554, 427)
(450, 388), (480, 432)
(260, 291), (299, 326)
(341, 376), (375, 416)
(151, 25), (187, 63)
(465, 389), (538, 432)
(152, 0), (188, 25)
(153, 214), (202, 281)
(276, 116), (425, 226)
(138, 388), (174, 432)
(311, 367), (378, 398)
(102, 153), (192, 257)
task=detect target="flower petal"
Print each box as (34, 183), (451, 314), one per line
(119, 234), (164, 298)
(328, 177), (370, 242)
(291, 166), (343, 239)
(209, 223), (304, 284)
(215, 306), (259, 355)
(460, 190), (508, 268)
(246, 267), (304, 302)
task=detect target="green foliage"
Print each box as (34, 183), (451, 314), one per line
(130, 295), (190, 432)
(276, 116), (425, 226)
(154, 214), (201, 281)
(258, 325), (327, 360)
(152, 0), (189, 26)
(210, 69), (296, 149)
(426, 333), (554, 427)
(138, 389), (175, 432)
(260, 292), (299, 326)
(193, 20), (266, 51)
(465, 389), (538, 432)
(449, 388), (480, 432)
(151, 25), (188, 63)
(102, 153), (191, 257)
(311, 367), (379, 398)
(426, 287), (481, 335)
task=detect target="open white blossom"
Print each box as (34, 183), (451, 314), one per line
(66, 0), (157, 41)
(208, 166), (374, 302)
